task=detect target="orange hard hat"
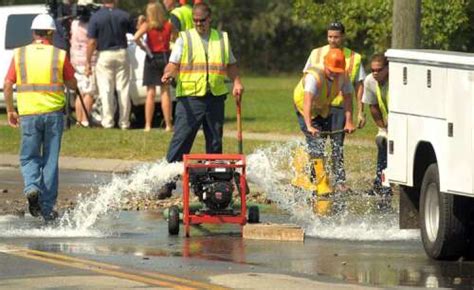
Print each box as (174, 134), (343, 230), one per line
(324, 48), (346, 73)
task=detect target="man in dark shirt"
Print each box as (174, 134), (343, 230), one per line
(85, 0), (134, 129)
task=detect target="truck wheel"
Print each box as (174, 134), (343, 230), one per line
(420, 163), (468, 260)
(248, 206), (260, 224)
(168, 206), (180, 235)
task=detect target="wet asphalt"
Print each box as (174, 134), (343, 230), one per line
(1, 167), (474, 289)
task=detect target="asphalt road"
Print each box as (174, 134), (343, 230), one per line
(1, 167), (474, 289)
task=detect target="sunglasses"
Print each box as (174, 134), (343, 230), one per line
(328, 21), (345, 33)
(193, 17), (208, 24)
(371, 66), (387, 73)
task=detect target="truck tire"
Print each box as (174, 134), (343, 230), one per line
(420, 163), (468, 260)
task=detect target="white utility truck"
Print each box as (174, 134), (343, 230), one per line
(385, 49), (474, 260)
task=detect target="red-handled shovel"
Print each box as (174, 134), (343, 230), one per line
(236, 98), (243, 154)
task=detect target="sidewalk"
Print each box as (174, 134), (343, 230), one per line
(0, 130), (301, 174)
(0, 154), (143, 173)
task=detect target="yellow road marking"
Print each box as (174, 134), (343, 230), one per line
(1, 244), (229, 290)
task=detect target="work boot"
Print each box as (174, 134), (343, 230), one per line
(379, 186), (393, 197)
(313, 158), (333, 196)
(43, 210), (59, 226)
(291, 147), (317, 191)
(155, 182), (176, 200)
(26, 190), (41, 217)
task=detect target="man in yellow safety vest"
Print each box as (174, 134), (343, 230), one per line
(293, 48), (355, 213)
(163, 0), (194, 33)
(3, 14), (77, 222)
(156, 2), (244, 199)
(362, 53), (392, 196)
(303, 21), (366, 193)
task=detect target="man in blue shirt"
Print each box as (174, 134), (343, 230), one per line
(85, 0), (134, 129)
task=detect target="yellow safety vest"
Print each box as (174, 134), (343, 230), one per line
(293, 67), (345, 119)
(376, 81), (389, 123)
(177, 28), (230, 97)
(14, 43), (66, 116)
(171, 5), (193, 31)
(307, 44), (362, 106)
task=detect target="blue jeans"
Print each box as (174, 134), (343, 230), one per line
(20, 111), (64, 216)
(328, 107), (346, 185)
(296, 110), (329, 159)
(166, 94), (225, 163)
(374, 135), (391, 195)
(295, 108), (346, 184)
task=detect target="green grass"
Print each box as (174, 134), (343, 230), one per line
(0, 125), (269, 161)
(224, 76), (301, 133)
(0, 76), (380, 162)
(224, 75), (378, 139)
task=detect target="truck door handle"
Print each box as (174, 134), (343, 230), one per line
(448, 123), (453, 137)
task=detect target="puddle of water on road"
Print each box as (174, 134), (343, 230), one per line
(0, 215), (104, 237)
(246, 141), (419, 241)
(0, 160), (181, 238)
(1, 141), (418, 241)
(58, 160), (181, 231)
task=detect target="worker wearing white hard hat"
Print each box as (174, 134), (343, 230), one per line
(3, 12), (77, 223)
(31, 13), (57, 31)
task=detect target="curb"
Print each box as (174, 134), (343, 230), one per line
(0, 154), (143, 173)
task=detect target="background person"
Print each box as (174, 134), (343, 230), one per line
(3, 14), (77, 222)
(303, 21), (366, 193)
(70, 3), (97, 127)
(156, 2), (244, 199)
(134, 2), (173, 132)
(86, 0), (135, 129)
(293, 48), (355, 202)
(362, 53), (392, 196)
(163, 0), (193, 34)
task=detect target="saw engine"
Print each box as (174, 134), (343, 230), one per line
(189, 163), (241, 211)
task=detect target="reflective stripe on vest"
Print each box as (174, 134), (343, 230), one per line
(376, 82), (389, 122)
(171, 5), (193, 31)
(14, 43), (66, 115)
(308, 45), (361, 107)
(177, 28), (229, 97)
(293, 66), (341, 119)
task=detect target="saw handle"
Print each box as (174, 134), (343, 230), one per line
(236, 99), (243, 154)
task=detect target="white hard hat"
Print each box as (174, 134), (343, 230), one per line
(31, 14), (57, 31)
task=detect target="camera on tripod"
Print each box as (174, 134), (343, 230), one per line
(46, 0), (100, 23)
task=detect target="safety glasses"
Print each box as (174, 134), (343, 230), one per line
(371, 66), (387, 73)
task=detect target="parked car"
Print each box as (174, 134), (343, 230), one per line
(0, 4), (170, 126)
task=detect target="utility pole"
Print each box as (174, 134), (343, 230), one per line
(392, 0), (421, 48)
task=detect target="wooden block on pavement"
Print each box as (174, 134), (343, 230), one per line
(243, 223), (304, 242)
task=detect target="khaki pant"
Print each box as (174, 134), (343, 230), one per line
(95, 49), (131, 129)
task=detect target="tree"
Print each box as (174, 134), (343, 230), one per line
(293, 0), (473, 60)
(392, 0), (421, 48)
(209, 0), (321, 73)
